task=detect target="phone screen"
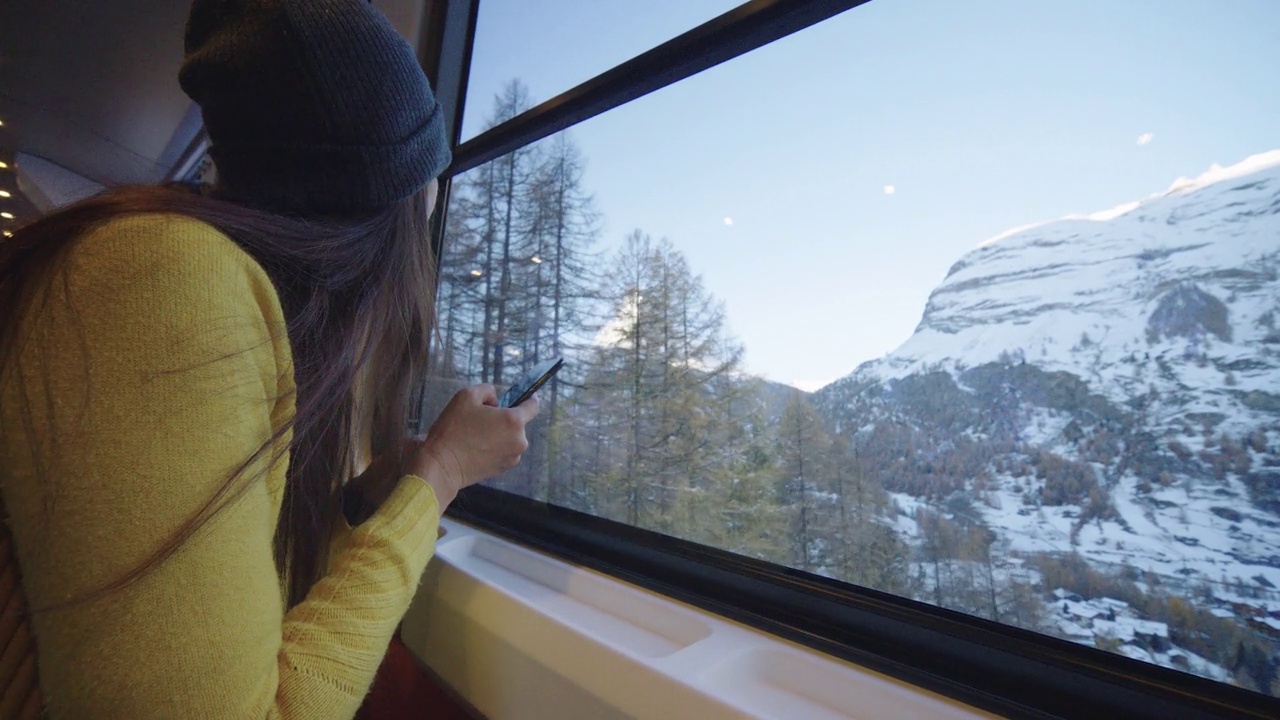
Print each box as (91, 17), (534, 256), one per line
(498, 357), (564, 408)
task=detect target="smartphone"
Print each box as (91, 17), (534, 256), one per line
(498, 357), (564, 408)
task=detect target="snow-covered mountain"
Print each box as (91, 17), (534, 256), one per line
(814, 152), (1280, 665)
(864, 149), (1279, 429)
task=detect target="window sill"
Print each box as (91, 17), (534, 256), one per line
(401, 517), (998, 720)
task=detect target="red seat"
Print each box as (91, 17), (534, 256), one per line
(355, 634), (478, 720)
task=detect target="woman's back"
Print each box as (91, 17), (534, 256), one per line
(0, 213), (297, 716)
(0, 214), (448, 718)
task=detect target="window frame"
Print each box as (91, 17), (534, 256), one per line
(414, 2), (1280, 718)
(449, 487), (1276, 720)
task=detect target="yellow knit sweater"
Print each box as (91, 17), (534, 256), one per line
(0, 214), (441, 719)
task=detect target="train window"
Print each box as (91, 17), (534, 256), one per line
(430, 0), (1280, 704)
(460, 0), (742, 140)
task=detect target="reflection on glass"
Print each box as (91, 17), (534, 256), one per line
(432, 0), (1280, 696)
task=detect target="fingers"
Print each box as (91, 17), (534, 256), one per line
(510, 395), (540, 424)
(419, 383), (539, 489)
(470, 383), (499, 406)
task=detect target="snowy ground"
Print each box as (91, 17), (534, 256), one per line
(1048, 591), (1234, 682)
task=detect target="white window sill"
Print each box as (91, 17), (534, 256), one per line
(401, 517), (1002, 720)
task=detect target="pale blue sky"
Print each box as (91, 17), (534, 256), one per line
(460, 0), (1280, 391)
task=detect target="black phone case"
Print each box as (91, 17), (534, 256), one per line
(499, 358), (564, 408)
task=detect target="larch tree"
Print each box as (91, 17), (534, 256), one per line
(775, 392), (835, 572)
(568, 230), (743, 536)
(522, 133), (602, 504)
(439, 79), (539, 388)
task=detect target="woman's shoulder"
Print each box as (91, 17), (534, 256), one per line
(53, 210), (295, 389)
(52, 211), (290, 344)
(74, 212), (271, 286)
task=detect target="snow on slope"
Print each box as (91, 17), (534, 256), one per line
(823, 151), (1280, 590)
(814, 154), (1280, 682)
(872, 150), (1280, 408)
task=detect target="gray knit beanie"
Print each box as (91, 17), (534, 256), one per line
(178, 0), (451, 216)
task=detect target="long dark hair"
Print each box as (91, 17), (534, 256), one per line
(0, 181), (438, 609)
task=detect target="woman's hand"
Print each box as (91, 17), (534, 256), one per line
(410, 384), (540, 507)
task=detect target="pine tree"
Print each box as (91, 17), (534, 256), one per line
(567, 230), (743, 535)
(963, 524), (1000, 621)
(916, 507), (964, 607)
(524, 133), (602, 504)
(437, 81), (603, 501)
(827, 437), (913, 594)
(709, 406), (790, 564)
(841, 520), (914, 596)
(485, 82), (538, 387)
(775, 392), (834, 572)
(439, 79), (539, 387)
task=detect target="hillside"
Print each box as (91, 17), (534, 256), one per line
(814, 152), (1280, 684)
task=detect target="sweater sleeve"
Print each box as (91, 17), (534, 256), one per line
(0, 215), (441, 719)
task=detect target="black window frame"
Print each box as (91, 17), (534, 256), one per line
(414, 2), (1280, 718)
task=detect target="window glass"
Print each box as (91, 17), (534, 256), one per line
(461, 0), (744, 140)
(432, 0), (1280, 696)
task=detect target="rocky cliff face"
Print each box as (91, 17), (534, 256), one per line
(816, 151), (1280, 593)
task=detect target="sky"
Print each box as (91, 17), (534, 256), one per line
(459, 0), (1280, 392)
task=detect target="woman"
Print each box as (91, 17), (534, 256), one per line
(0, 1), (537, 717)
